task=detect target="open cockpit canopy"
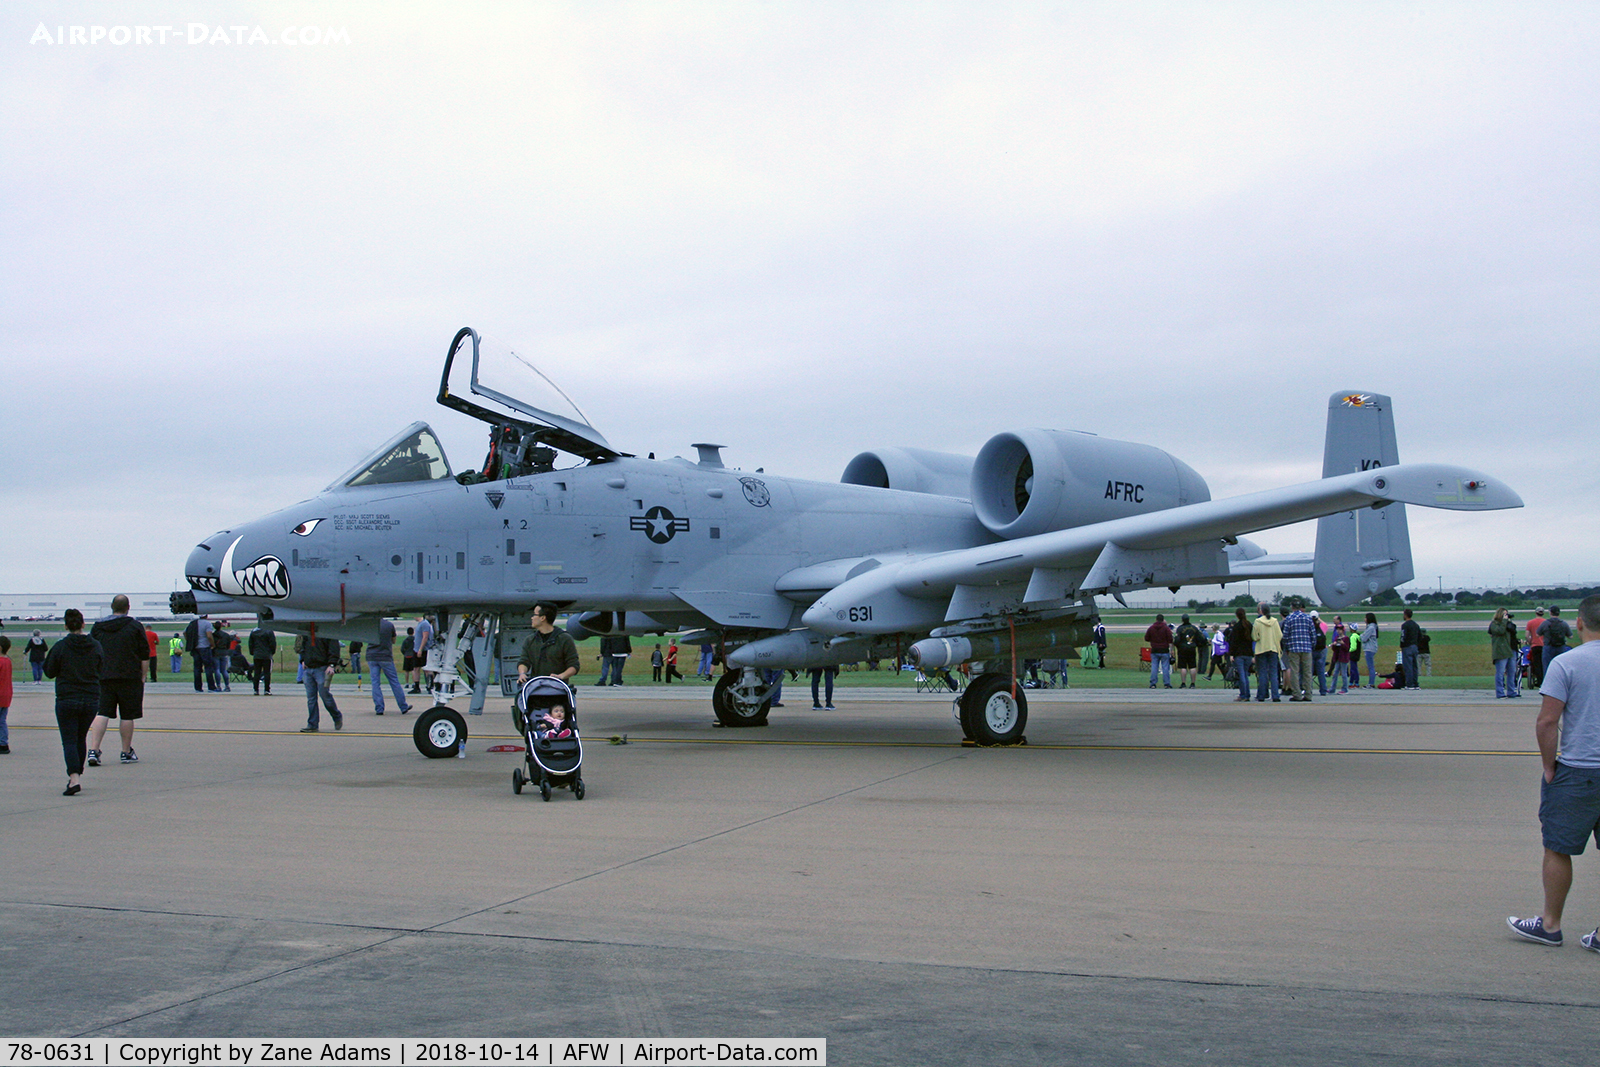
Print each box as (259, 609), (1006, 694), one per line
(438, 327), (623, 462)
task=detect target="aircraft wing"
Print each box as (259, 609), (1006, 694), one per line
(802, 462), (1521, 633)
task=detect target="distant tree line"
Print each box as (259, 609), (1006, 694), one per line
(1176, 586), (1600, 614)
(1404, 586), (1600, 608)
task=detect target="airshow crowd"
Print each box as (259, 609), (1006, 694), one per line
(1140, 601), (1430, 702)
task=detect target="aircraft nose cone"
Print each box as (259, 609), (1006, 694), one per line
(185, 534), (230, 590)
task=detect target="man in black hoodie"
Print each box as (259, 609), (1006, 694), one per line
(44, 608), (101, 795)
(87, 594), (148, 766)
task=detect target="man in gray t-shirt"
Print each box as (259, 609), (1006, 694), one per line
(1508, 595), (1600, 952)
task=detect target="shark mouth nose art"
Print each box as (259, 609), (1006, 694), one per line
(188, 535), (292, 600)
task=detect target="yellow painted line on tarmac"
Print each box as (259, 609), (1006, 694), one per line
(9, 724), (1537, 756)
(621, 737), (1540, 756)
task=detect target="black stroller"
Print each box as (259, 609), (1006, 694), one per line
(512, 676), (586, 801)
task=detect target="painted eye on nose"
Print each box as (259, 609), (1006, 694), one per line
(291, 519), (325, 536)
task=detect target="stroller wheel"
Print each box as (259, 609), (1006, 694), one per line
(540, 779), (551, 802)
(573, 777), (585, 800)
(512, 768), (523, 795)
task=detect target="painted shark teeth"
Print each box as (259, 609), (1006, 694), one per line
(236, 556), (290, 598)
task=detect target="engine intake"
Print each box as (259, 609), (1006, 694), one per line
(972, 429), (1210, 539)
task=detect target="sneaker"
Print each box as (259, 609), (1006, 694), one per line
(825, 704), (837, 710)
(812, 704), (824, 710)
(1507, 915), (1562, 946)
(374, 710), (384, 716)
(334, 717), (344, 731)
(300, 725), (319, 733)
(399, 705), (413, 714)
(1582, 928), (1600, 954)
(86, 749), (102, 767)
(120, 749), (138, 764)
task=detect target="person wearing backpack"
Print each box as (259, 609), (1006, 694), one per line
(1539, 607), (1575, 674)
(1310, 611), (1329, 695)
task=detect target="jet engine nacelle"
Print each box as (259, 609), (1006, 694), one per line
(841, 447), (975, 498)
(971, 429), (1211, 540)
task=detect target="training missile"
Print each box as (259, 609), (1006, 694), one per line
(908, 619), (1097, 669)
(724, 630), (903, 670)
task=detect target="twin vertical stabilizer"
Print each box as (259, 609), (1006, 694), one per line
(1314, 393), (1414, 607)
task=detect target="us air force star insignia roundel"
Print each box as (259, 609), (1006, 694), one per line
(630, 506), (690, 544)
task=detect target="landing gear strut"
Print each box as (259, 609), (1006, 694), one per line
(423, 612), (495, 705)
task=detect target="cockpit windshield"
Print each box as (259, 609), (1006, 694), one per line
(335, 423), (453, 489)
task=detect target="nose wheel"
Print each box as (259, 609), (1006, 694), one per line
(414, 708), (468, 758)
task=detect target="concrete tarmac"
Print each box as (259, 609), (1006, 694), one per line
(2, 678), (1597, 1064)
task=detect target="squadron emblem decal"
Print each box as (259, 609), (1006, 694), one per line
(631, 506), (690, 544)
(1340, 394), (1374, 408)
(485, 491), (506, 510)
(740, 477), (771, 507)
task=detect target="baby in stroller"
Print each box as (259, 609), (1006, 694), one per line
(531, 703), (573, 739)
(513, 675), (585, 801)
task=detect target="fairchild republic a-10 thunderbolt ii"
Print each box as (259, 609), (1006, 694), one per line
(175, 327), (1521, 755)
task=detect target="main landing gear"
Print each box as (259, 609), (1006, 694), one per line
(713, 668), (775, 728)
(956, 673), (1028, 745)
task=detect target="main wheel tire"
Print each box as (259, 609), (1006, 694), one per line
(958, 674), (1028, 745)
(512, 767), (524, 794)
(414, 708), (468, 758)
(713, 669), (772, 728)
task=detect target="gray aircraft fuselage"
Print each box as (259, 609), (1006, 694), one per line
(185, 442), (993, 639)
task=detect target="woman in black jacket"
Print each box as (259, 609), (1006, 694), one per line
(1226, 607), (1255, 703)
(43, 609), (101, 796)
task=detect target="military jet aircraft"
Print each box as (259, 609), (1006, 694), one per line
(175, 327), (1521, 755)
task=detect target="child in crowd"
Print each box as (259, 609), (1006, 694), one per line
(1330, 624), (1351, 695)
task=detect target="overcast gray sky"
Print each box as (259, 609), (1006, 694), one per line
(3, 1), (1595, 597)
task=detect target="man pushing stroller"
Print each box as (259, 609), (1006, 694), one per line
(517, 602), (580, 686)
